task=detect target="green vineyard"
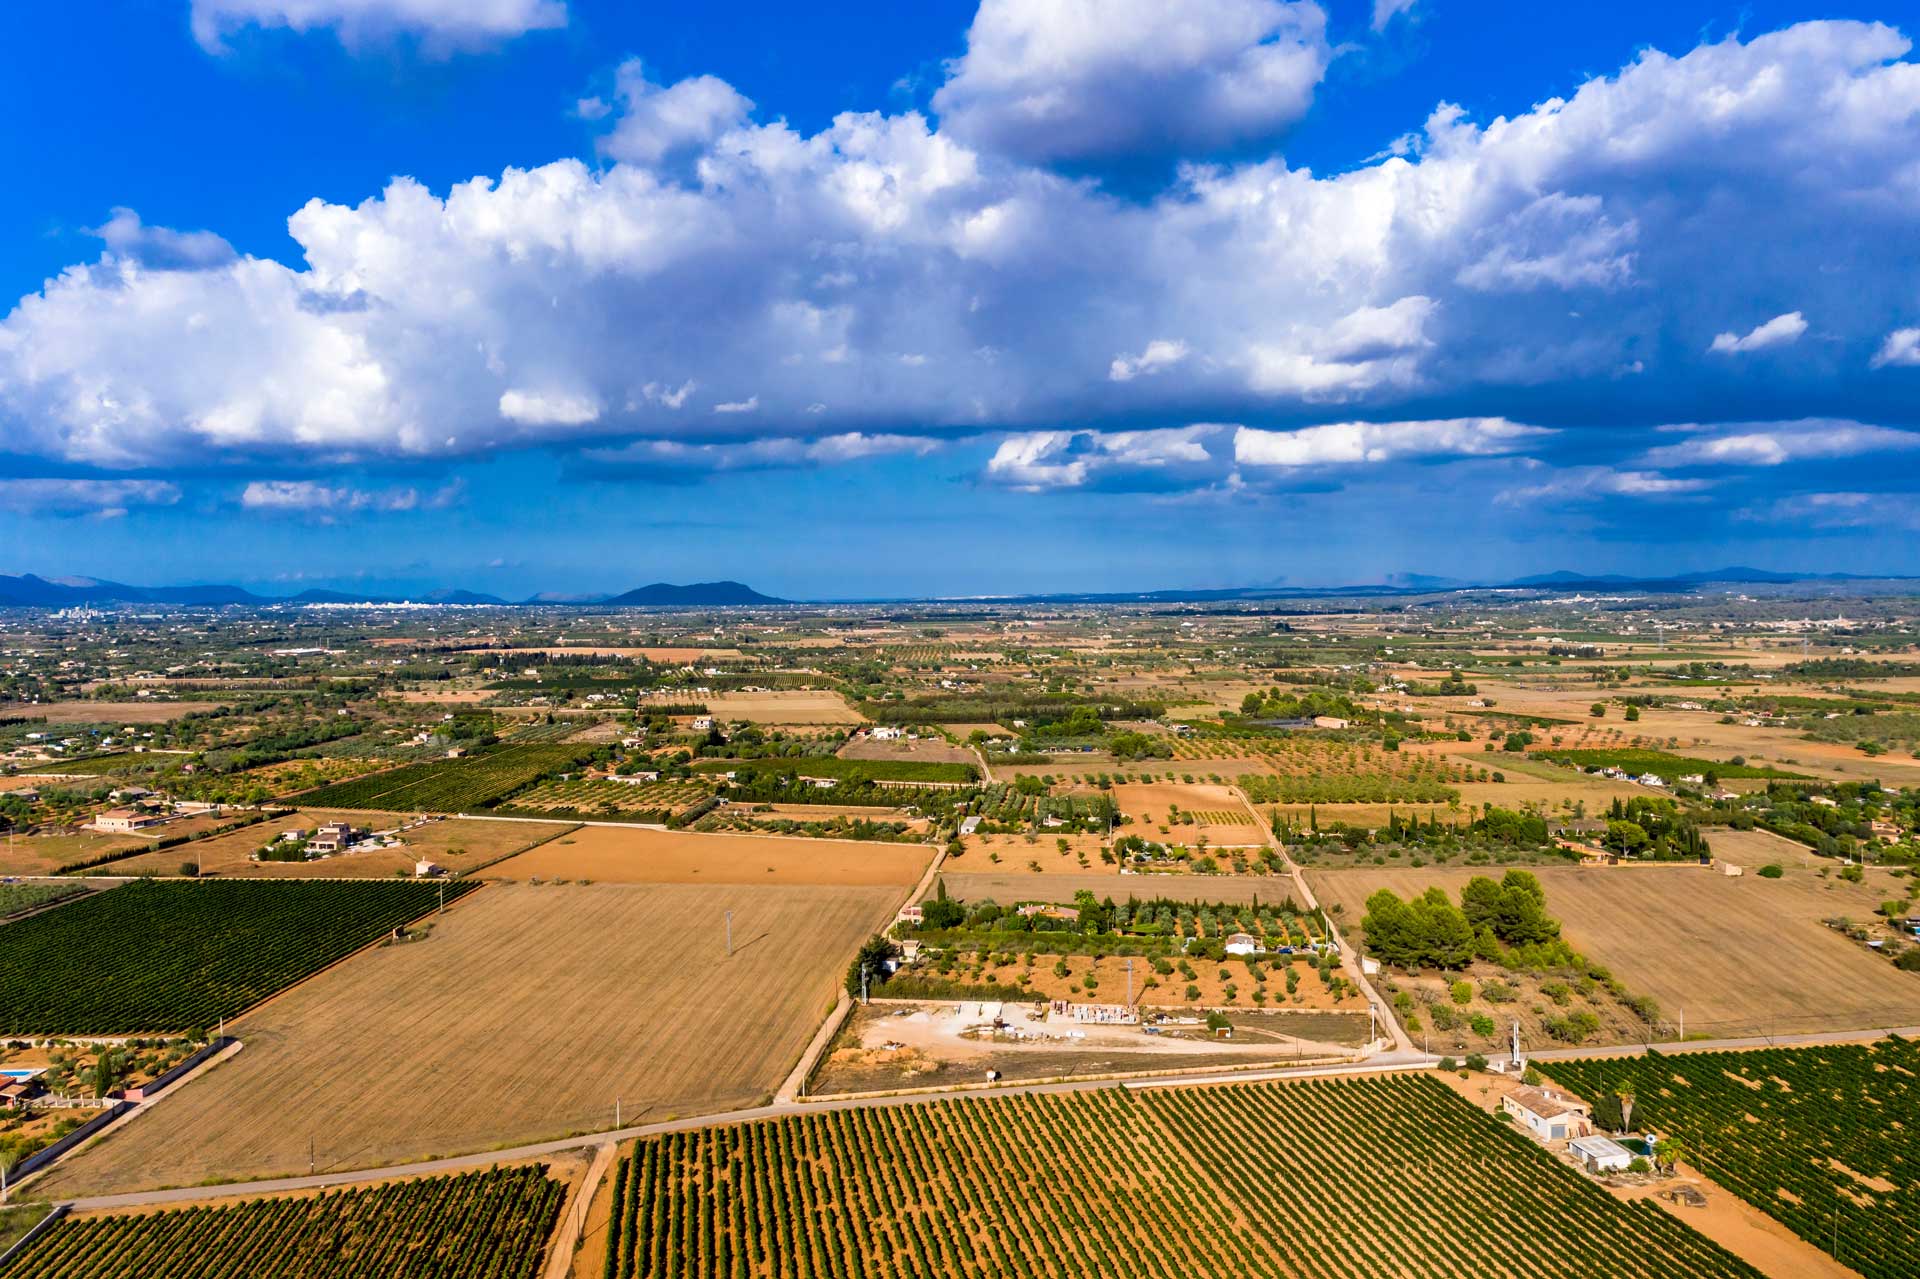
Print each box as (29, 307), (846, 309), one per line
(296, 742), (591, 811)
(0, 879), (476, 1033)
(1550, 1041), (1918, 1279)
(0, 1165), (564, 1278)
(601, 1075), (1761, 1278)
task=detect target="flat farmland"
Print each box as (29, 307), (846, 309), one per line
(0, 831), (146, 875)
(836, 737), (975, 765)
(487, 823), (930, 887)
(705, 690), (862, 724)
(102, 811), (576, 878)
(1705, 826), (1820, 865)
(1308, 864), (1920, 1038)
(38, 880), (899, 1196)
(1114, 782), (1265, 846)
(937, 871), (1295, 906)
(0, 700), (222, 723)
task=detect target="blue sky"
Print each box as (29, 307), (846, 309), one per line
(2, 0), (1918, 599)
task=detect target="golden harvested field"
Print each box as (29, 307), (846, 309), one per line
(101, 812), (576, 878)
(938, 871), (1295, 906)
(952, 832), (1113, 874)
(0, 831), (147, 875)
(38, 880), (898, 1196)
(486, 823), (932, 887)
(1308, 864), (1920, 1038)
(705, 689), (862, 724)
(1703, 826), (1820, 865)
(0, 700), (223, 723)
(1114, 782), (1264, 846)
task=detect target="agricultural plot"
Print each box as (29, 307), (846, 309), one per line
(39, 882), (897, 1195)
(0, 832), (146, 877)
(705, 690), (862, 724)
(503, 777), (710, 819)
(1113, 783), (1265, 846)
(0, 879), (472, 1033)
(0, 880), (87, 918)
(1532, 748), (1810, 782)
(486, 824), (931, 887)
(1309, 865), (1920, 1039)
(1169, 734), (1464, 803)
(1550, 1041), (1919, 1279)
(0, 1166), (565, 1279)
(600, 1075), (1760, 1279)
(295, 742), (589, 811)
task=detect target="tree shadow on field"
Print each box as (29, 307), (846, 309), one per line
(728, 931), (771, 955)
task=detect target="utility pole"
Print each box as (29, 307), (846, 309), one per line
(725, 910), (734, 957)
(1126, 958), (1134, 1006)
(308, 1136), (315, 1176)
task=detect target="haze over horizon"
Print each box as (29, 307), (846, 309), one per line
(4, 1), (1919, 597)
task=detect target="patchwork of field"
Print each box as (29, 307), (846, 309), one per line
(596, 1075), (1761, 1279)
(705, 690), (862, 724)
(37, 881), (898, 1196)
(1, 1165), (566, 1278)
(101, 811), (577, 878)
(1309, 864), (1920, 1038)
(486, 824), (932, 887)
(1113, 782), (1265, 845)
(937, 871), (1298, 906)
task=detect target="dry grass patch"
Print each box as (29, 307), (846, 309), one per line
(486, 823), (931, 887)
(705, 690), (862, 724)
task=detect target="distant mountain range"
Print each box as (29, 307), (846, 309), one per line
(0, 567), (1910, 610)
(0, 574), (785, 608)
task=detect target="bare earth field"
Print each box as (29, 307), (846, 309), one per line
(1704, 826), (1821, 867)
(1113, 782), (1265, 846)
(1308, 864), (1920, 1038)
(0, 700), (222, 723)
(102, 811), (576, 878)
(705, 690), (862, 724)
(937, 871), (1299, 906)
(486, 823), (932, 887)
(37, 880), (898, 1196)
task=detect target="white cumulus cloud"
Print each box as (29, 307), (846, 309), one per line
(1234, 417), (1550, 467)
(595, 60), (754, 166)
(1109, 340), (1190, 382)
(1871, 327), (1920, 368)
(933, 0), (1331, 166)
(1709, 310), (1808, 354)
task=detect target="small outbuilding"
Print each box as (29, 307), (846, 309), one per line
(1569, 1135), (1636, 1174)
(1502, 1084), (1592, 1142)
